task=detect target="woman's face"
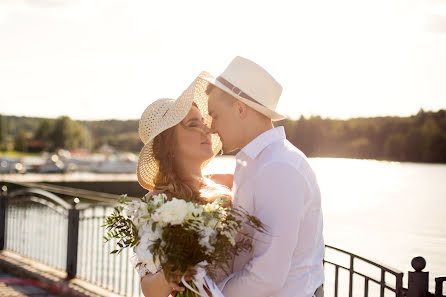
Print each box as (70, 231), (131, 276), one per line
(174, 105), (213, 164)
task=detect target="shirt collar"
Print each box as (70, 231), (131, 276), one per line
(236, 126), (286, 160)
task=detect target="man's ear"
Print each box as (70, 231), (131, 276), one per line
(234, 101), (248, 119)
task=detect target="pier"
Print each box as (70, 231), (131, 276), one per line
(0, 181), (444, 297)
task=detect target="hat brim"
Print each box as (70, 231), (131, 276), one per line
(200, 74), (286, 121)
(137, 72), (222, 190)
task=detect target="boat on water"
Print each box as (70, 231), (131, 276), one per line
(0, 157), (25, 174)
(0, 150), (138, 174)
(90, 153), (137, 173)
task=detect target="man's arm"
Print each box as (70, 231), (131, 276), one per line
(206, 173), (234, 190)
(222, 162), (309, 297)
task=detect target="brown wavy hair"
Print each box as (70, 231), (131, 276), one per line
(152, 103), (231, 205)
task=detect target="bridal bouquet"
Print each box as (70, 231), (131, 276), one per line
(102, 193), (266, 297)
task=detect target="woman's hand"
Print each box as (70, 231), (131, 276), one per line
(140, 267), (196, 297)
(140, 270), (184, 297)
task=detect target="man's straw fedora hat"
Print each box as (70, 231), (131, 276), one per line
(137, 71), (222, 190)
(202, 56), (286, 121)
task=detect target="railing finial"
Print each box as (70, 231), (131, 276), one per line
(1, 185), (7, 197)
(411, 256), (426, 272)
(71, 197), (80, 208)
(408, 256), (429, 297)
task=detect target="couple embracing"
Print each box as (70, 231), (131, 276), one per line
(134, 57), (325, 297)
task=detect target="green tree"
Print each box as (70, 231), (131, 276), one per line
(0, 114), (4, 151)
(384, 134), (406, 161)
(51, 116), (93, 151)
(14, 129), (27, 152)
(34, 119), (54, 150)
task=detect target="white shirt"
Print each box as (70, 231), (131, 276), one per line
(219, 126), (325, 297)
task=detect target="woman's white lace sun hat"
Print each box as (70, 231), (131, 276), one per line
(202, 56), (286, 121)
(137, 71), (222, 190)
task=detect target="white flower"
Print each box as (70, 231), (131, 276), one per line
(150, 193), (167, 206)
(151, 198), (193, 225)
(124, 200), (140, 218)
(138, 222), (162, 242)
(185, 204), (203, 222)
(203, 200), (221, 212)
(206, 218), (221, 229)
(133, 205), (150, 229)
(199, 226), (217, 254)
(221, 230), (236, 246)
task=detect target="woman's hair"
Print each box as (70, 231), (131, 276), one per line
(152, 102), (231, 204)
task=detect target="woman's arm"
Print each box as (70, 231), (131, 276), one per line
(206, 173), (234, 190)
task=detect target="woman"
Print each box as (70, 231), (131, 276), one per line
(133, 72), (233, 297)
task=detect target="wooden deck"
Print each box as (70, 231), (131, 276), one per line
(0, 250), (121, 297)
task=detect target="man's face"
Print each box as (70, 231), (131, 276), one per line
(207, 88), (241, 153)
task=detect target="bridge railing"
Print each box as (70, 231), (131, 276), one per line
(324, 244), (404, 297)
(0, 181), (445, 297)
(0, 181), (143, 296)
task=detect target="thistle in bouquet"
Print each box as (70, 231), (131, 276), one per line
(102, 193), (267, 297)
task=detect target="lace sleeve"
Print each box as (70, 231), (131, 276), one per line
(129, 252), (161, 278)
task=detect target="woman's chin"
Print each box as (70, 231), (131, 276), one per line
(200, 143), (213, 153)
(200, 149), (215, 161)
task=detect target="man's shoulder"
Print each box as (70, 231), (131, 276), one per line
(255, 139), (318, 187)
(259, 139), (308, 168)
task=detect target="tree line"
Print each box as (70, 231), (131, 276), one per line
(0, 109), (445, 163)
(277, 109), (446, 163)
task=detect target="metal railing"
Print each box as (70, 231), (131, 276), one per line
(0, 181), (445, 297)
(0, 181), (143, 296)
(3, 187), (69, 271)
(323, 244), (405, 297)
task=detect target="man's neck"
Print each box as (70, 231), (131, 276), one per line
(239, 121), (274, 150)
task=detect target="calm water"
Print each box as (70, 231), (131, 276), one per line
(205, 156), (446, 291)
(4, 157), (445, 295)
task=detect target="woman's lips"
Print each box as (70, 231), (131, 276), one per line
(201, 138), (211, 145)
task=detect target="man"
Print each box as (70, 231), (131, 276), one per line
(203, 56), (325, 297)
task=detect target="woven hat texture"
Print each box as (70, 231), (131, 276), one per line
(137, 71), (222, 190)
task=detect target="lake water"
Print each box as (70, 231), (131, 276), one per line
(3, 156), (445, 295)
(205, 156), (446, 291)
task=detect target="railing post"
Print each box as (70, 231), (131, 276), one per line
(396, 273), (404, 297)
(66, 198), (80, 279)
(0, 185), (8, 250)
(408, 257), (429, 297)
(435, 277), (446, 297)
(349, 255), (354, 297)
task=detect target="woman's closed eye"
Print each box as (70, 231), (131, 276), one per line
(183, 118), (208, 132)
(188, 119), (203, 127)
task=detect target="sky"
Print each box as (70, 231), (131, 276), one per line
(0, 0), (445, 121)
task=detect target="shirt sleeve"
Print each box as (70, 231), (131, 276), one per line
(221, 161), (309, 297)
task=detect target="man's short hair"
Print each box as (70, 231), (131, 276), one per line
(205, 84), (237, 106)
